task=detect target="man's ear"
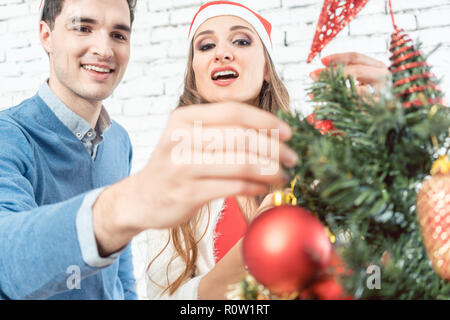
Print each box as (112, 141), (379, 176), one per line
(39, 21), (52, 55)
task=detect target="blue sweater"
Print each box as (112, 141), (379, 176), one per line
(0, 94), (136, 299)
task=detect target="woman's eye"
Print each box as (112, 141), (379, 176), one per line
(233, 39), (251, 46)
(199, 43), (215, 51)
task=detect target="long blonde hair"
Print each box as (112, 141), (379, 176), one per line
(147, 42), (290, 296)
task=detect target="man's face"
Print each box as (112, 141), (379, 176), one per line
(41, 0), (131, 104)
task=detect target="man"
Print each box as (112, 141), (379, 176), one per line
(0, 0), (298, 299)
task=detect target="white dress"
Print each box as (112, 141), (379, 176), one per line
(144, 198), (226, 299)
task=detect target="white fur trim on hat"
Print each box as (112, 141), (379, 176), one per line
(188, 2), (274, 59)
(39, 0), (45, 20)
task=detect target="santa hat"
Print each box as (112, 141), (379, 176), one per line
(188, 1), (274, 59)
(39, 0), (45, 20)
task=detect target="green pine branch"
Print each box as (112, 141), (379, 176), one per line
(279, 64), (450, 299)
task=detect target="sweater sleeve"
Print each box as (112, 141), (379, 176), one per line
(0, 120), (119, 299)
(118, 244), (138, 300)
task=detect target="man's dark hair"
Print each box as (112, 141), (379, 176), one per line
(41, 0), (137, 30)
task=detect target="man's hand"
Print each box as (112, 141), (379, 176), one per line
(93, 102), (298, 256)
(309, 52), (390, 96)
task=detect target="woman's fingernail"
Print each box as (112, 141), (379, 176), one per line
(309, 72), (318, 81)
(310, 69), (325, 81)
(321, 56), (330, 65)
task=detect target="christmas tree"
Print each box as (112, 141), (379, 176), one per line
(235, 62), (449, 301)
(280, 61), (450, 299)
(234, 0), (450, 300)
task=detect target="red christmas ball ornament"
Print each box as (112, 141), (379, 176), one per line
(308, 250), (353, 300)
(242, 205), (332, 296)
(309, 277), (344, 300)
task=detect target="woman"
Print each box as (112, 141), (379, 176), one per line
(144, 1), (389, 300)
(145, 1), (290, 300)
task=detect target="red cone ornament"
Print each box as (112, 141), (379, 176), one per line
(242, 205), (332, 296)
(387, 0), (444, 108)
(307, 0), (370, 63)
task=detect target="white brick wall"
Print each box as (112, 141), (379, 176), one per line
(1, 0), (450, 299)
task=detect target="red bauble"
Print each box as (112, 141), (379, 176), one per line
(242, 205), (332, 296)
(310, 278), (344, 300)
(301, 250), (354, 300)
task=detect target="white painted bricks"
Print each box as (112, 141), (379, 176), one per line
(1, 0), (450, 299)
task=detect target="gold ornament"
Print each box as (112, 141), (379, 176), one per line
(417, 155), (450, 280)
(431, 155), (450, 175)
(274, 176), (336, 244)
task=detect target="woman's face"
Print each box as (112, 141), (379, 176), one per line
(192, 15), (269, 105)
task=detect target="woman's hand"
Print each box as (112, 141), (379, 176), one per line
(309, 52), (390, 96)
(244, 188), (293, 224)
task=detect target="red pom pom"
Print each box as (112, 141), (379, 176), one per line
(307, 113), (340, 135)
(299, 250), (353, 300)
(312, 251), (353, 300)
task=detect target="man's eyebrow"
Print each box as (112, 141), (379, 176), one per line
(65, 16), (97, 26)
(65, 16), (131, 33)
(113, 24), (131, 33)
